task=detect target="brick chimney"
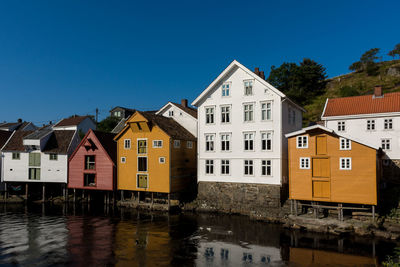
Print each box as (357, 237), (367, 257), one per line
(260, 71), (265, 80)
(374, 85), (383, 98)
(254, 67), (260, 76)
(181, 99), (188, 108)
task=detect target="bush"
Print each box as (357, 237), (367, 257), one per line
(339, 86), (359, 97)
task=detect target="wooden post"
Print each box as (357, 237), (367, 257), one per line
(42, 184), (46, 202)
(104, 193), (107, 205)
(73, 189), (76, 203)
(168, 193), (170, 211)
(88, 192), (91, 203)
(131, 192), (134, 200)
(151, 192), (154, 209)
(82, 190), (85, 202)
(294, 200), (298, 216)
(121, 190), (124, 202)
(137, 191), (140, 204)
(372, 205), (375, 221)
(339, 203), (343, 221)
(25, 183), (28, 200)
(290, 199), (293, 215)
(62, 184), (66, 201)
(4, 182), (7, 200)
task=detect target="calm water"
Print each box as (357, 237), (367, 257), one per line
(0, 203), (397, 267)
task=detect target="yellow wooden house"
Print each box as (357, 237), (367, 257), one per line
(114, 111), (196, 197)
(286, 125), (381, 207)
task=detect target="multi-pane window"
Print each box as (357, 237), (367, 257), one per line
(244, 104), (254, 122)
(168, 111), (174, 117)
(153, 140), (163, 148)
(296, 136), (308, 148)
(261, 160), (272, 176)
(261, 102), (272, 121)
(299, 157), (310, 169)
(84, 173), (96, 187)
(187, 141), (193, 149)
(339, 138), (351, 150)
(29, 153), (41, 180)
(222, 82), (230, 97)
(49, 154), (58, 160)
(382, 139), (391, 150)
(367, 120), (375, 131)
(244, 133), (254, 151)
(12, 152), (20, 160)
(337, 121), (345, 132)
(138, 157), (147, 172)
(244, 160), (253, 175)
(261, 132), (272, 151)
(205, 134), (215, 151)
(244, 80), (253, 95)
(205, 160), (214, 174)
(174, 140), (181, 148)
(205, 107), (214, 124)
(85, 155), (95, 170)
(221, 106), (230, 123)
(29, 168), (40, 180)
(137, 139), (147, 154)
(221, 160), (230, 175)
(221, 134), (231, 151)
(159, 157), (166, 163)
(124, 139), (131, 149)
(384, 119), (393, 130)
(340, 157), (352, 170)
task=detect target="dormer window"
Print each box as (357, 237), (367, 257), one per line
(222, 82), (230, 97)
(244, 80), (253, 95)
(49, 154), (58, 161)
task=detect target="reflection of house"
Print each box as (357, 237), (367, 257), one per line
(286, 125), (380, 206)
(53, 116), (96, 134)
(0, 130), (13, 191)
(68, 130), (116, 192)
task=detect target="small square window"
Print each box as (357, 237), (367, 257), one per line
(296, 136), (308, 148)
(221, 159), (230, 175)
(174, 140), (181, 148)
(244, 160), (254, 175)
(384, 119), (393, 130)
(153, 140), (163, 148)
(261, 160), (272, 176)
(12, 152), (20, 160)
(339, 138), (351, 150)
(299, 157), (310, 169)
(338, 121), (345, 132)
(367, 120), (375, 131)
(381, 139), (391, 150)
(121, 157), (126, 163)
(159, 157), (166, 164)
(49, 154), (58, 160)
(187, 141), (193, 149)
(205, 107), (215, 124)
(244, 80), (253, 95)
(244, 104), (254, 122)
(205, 160), (214, 174)
(124, 139), (131, 149)
(340, 157), (351, 170)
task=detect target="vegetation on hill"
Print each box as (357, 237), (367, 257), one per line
(97, 116), (120, 133)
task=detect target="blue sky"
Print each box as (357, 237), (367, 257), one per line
(0, 0), (399, 124)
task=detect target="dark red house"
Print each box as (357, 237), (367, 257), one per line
(68, 130), (117, 191)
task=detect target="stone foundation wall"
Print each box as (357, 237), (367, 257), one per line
(196, 182), (284, 217)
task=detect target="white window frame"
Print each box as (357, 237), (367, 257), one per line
(205, 106), (215, 124)
(187, 141), (193, 149)
(339, 157), (352, 170)
(159, 157), (166, 164)
(205, 134), (215, 152)
(205, 159), (214, 175)
(299, 157), (310, 169)
(174, 140), (181, 148)
(339, 137), (351, 150)
(136, 174), (148, 189)
(244, 79), (253, 95)
(222, 82), (230, 97)
(137, 138), (147, 154)
(384, 119), (393, 130)
(261, 132), (272, 151)
(153, 140), (163, 148)
(296, 136), (308, 148)
(220, 105), (231, 123)
(381, 139), (391, 151)
(261, 159), (272, 176)
(49, 153), (58, 161)
(243, 132), (255, 151)
(337, 121), (346, 132)
(366, 120), (375, 131)
(221, 159), (230, 175)
(124, 139), (131, 149)
(121, 157), (126, 163)
(12, 152), (20, 160)
(261, 101), (272, 121)
(168, 110), (174, 117)
(137, 156), (148, 172)
(220, 133), (231, 152)
(243, 103), (254, 122)
(244, 160), (254, 176)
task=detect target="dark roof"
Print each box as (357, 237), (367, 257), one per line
(172, 103), (198, 118)
(0, 122), (19, 128)
(0, 130), (13, 149)
(139, 111), (196, 141)
(24, 128), (52, 140)
(42, 131), (76, 153)
(2, 131), (35, 151)
(111, 118), (128, 134)
(93, 131), (117, 164)
(110, 106), (136, 112)
(54, 116), (92, 127)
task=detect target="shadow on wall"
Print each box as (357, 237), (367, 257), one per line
(378, 159), (400, 216)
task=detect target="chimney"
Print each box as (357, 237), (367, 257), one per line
(17, 118), (22, 123)
(260, 71), (265, 80)
(254, 67), (260, 76)
(181, 99), (188, 108)
(374, 85), (383, 98)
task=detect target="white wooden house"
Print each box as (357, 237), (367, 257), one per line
(53, 115), (96, 134)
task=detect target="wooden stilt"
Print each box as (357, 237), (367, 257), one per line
(168, 193), (170, 211)
(73, 189), (76, 203)
(372, 205), (375, 221)
(88, 192), (91, 203)
(121, 190), (124, 202)
(82, 190), (85, 202)
(131, 192), (134, 200)
(62, 184), (66, 201)
(339, 203), (343, 221)
(151, 192), (154, 209)
(25, 183), (28, 200)
(137, 191), (140, 204)
(290, 199), (293, 215)
(104, 193), (107, 205)
(4, 182), (7, 200)
(294, 200), (298, 216)
(42, 184), (46, 202)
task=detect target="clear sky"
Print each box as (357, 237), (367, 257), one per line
(0, 0), (399, 124)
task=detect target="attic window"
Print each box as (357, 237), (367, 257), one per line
(85, 155), (95, 170)
(169, 111), (174, 117)
(49, 154), (58, 161)
(84, 173), (96, 187)
(12, 153), (20, 160)
(244, 80), (253, 95)
(137, 122), (142, 130)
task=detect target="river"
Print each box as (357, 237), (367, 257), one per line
(0, 203), (397, 266)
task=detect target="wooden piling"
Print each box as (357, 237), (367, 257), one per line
(137, 191), (140, 204)
(42, 184), (46, 202)
(73, 189), (76, 203)
(372, 205), (375, 221)
(25, 183), (28, 200)
(168, 193), (170, 211)
(121, 190), (124, 202)
(151, 192), (154, 209)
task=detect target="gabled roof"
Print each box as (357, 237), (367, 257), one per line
(111, 117), (129, 134)
(156, 102), (198, 118)
(2, 130), (35, 152)
(115, 111), (196, 141)
(54, 116), (93, 127)
(24, 127), (52, 140)
(285, 124), (380, 150)
(110, 106), (136, 113)
(0, 122), (36, 131)
(191, 60), (286, 106)
(322, 92), (400, 118)
(42, 131), (76, 153)
(0, 130), (13, 150)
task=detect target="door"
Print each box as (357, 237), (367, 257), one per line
(312, 158), (330, 178)
(312, 181), (330, 198)
(137, 174), (148, 189)
(316, 135), (327, 155)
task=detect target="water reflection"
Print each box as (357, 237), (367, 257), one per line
(0, 203), (397, 266)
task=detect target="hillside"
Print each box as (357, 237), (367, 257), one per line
(303, 60), (400, 125)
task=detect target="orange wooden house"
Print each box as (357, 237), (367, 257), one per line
(286, 125), (381, 210)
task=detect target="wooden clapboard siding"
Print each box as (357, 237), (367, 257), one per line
(68, 130), (116, 191)
(316, 135), (327, 155)
(288, 129), (378, 205)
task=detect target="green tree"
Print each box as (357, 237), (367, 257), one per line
(349, 48), (381, 75)
(97, 116), (120, 133)
(339, 86), (358, 97)
(388, 43), (400, 59)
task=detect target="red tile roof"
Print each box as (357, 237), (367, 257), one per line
(54, 116), (92, 127)
(323, 92), (400, 117)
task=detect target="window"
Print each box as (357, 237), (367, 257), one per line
(337, 121), (345, 132)
(384, 119), (393, 130)
(114, 111), (121, 117)
(244, 160), (253, 175)
(124, 139), (131, 149)
(138, 157), (147, 172)
(168, 110), (174, 117)
(174, 140), (181, 148)
(221, 160), (230, 175)
(205, 134), (215, 151)
(153, 140), (163, 148)
(244, 80), (253, 95)
(288, 108), (296, 125)
(159, 157), (166, 164)
(205, 160), (214, 174)
(12, 153), (20, 160)
(137, 139), (147, 154)
(296, 136), (308, 148)
(261, 102), (272, 121)
(187, 141), (193, 149)
(29, 168), (40, 180)
(49, 154), (58, 161)
(244, 133), (254, 151)
(299, 157), (310, 169)
(244, 104), (254, 122)
(367, 120), (375, 131)
(222, 82), (230, 97)
(85, 155), (95, 170)
(261, 160), (272, 176)
(261, 132), (272, 151)
(382, 139), (391, 150)
(29, 153), (41, 167)
(121, 157), (126, 163)
(339, 138), (351, 150)
(221, 106), (230, 123)
(137, 174), (148, 188)
(221, 134), (231, 151)
(205, 107), (214, 124)
(340, 157), (352, 170)
(84, 173), (96, 187)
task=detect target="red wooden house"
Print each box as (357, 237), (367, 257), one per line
(68, 130), (117, 191)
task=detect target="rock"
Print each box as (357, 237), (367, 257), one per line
(387, 66), (400, 77)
